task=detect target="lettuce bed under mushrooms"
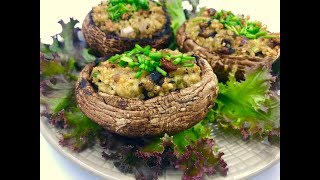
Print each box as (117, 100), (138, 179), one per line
(40, 1), (279, 179)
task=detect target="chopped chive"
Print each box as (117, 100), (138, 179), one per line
(128, 61), (138, 68)
(119, 60), (127, 67)
(171, 54), (183, 59)
(156, 66), (167, 76)
(231, 26), (239, 35)
(149, 52), (163, 60)
(182, 55), (195, 61)
(183, 63), (195, 67)
(261, 35), (278, 38)
(245, 33), (256, 39)
(146, 66), (154, 72)
(144, 45), (151, 51)
(173, 58), (181, 65)
(164, 55), (171, 60)
(135, 44), (144, 52)
(92, 71), (100, 78)
(255, 31), (268, 38)
(108, 4), (119, 12)
(139, 64), (146, 69)
(108, 54), (121, 63)
(135, 71), (143, 78)
(120, 56), (133, 63)
(126, 49), (138, 56)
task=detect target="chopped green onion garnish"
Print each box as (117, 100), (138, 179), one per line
(156, 66), (167, 76)
(245, 34), (256, 39)
(139, 64), (146, 69)
(173, 58), (181, 65)
(128, 61), (138, 68)
(92, 71), (100, 78)
(183, 64), (195, 67)
(107, 0), (149, 21)
(135, 71), (143, 78)
(261, 35), (278, 39)
(149, 52), (163, 60)
(135, 44), (144, 52)
(255, 31), (268, 38)
(120, 56), (133, 63)
(181, 55), (195, 61)
(137, 55), (144, 63)
(108, 54), (121, 63)
(171, 54), (183, 59)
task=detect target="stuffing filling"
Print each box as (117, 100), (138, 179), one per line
(91, 46), (201, 99)
(184, 9), (280, 58)
(92, 0), (167, 39)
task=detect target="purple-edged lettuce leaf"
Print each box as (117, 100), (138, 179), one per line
(40, 18), (101, 152)
(59, 107), (102, 152)
(137, 110), (228, 179)
(176, 138), (228, 179)
(214, 67), (280, 140)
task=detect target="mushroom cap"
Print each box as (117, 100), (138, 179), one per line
(82, 9), (172, 56)
(75, 58), (218, 137)
(176, 23), (280, 82)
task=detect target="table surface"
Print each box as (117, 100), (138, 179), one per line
(40, 0), (280, 179)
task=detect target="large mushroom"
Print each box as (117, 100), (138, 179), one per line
(176, 9), (280, 81)
(82, 0), (172, 56)
(75, 56), (218, 137)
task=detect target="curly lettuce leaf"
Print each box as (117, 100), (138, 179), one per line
(142, 109), (214, 154)
(161, 0), (186, 35)
(40, 18), (100, 152)
(100, 132), (177, 180)
(59, 107), (102, 152)
(40, 18), (96, 77)
(40, 75), (74, 113)
(215, 67), (280, 140)
(176, 138), (228, 179)
(139, 110), (227, 179)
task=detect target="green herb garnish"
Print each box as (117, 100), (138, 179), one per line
(107, 0), (149, 21)
(212, 10), (278, 39)
(105, 44), (196, 79)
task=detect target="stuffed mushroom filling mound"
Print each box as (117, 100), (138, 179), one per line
(92, 0), (167, 39)
(184, 9), (280, 58)
(91, 45), (201, 100)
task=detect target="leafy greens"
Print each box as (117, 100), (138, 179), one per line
(214, 67), (280, 140)
(40, 18), (102, 151)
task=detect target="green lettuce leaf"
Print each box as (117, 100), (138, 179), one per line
(215, 67), (280, 139)
(161, 0), (186, 35)
(40, 18), (100, 151)
(60, 107), (103, 152)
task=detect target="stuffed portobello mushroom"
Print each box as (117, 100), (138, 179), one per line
(76, 45), (218, 137)
(82, 0), (172, 56)
(177, 8), (280, 81)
